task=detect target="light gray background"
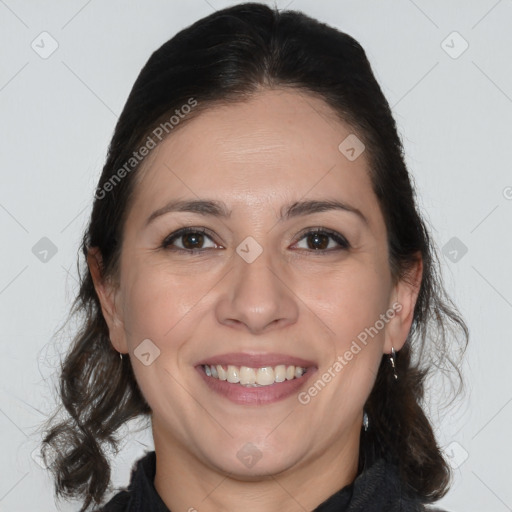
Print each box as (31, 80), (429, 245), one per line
(1, 1), (511, 511)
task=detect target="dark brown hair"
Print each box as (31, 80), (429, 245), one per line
(38, 3), (468, 510)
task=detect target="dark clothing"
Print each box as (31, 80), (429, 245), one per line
(97, 450), (449, 512)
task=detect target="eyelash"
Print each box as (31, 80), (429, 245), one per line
(161, 227), (350, 254)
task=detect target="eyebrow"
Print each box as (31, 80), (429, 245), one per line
(145, 198), (368, 226)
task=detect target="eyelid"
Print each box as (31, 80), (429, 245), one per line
(161, 226), (350, 252)
(292, 227), (351, 251)
(162, 227), (221, 250)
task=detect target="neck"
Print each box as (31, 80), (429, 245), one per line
(153, 421), (360, 512)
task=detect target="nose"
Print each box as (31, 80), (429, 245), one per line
(214, 244), (299, 334)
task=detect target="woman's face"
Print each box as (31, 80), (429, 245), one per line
(94, 88), (418, 479)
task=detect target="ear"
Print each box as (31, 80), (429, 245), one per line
(87, 247), (128, 354)
(383, 254), (423, 354)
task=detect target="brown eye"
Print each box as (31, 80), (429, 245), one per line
(306, 232), (330, 250)
(162, 228), (218, 251)
(294, 229), (350, 252)
(181, 232), (205, 249)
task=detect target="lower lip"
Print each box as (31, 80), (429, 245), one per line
(196, 366), (317, 405)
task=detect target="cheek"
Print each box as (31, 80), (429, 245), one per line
(305, 262), (392, 341)
(301, 261), (391, 404)
(117, 262), (210, 419)
(119, 257), (215, 343)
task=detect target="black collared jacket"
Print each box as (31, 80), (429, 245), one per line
(95, 451), (450, 512)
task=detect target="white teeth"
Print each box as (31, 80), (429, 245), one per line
(217, 365), (227, 380)
(226, 365), (240, 383)
(239, 366), (256, 385)
(203, 364), (307, 386)
(256, 367), (275, 385)
(274, 365), (286, 383)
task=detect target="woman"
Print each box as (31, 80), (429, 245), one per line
(40, 3), (468, 511)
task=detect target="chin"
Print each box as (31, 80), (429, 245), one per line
(198, 435), (304, 478)
(211, 452), (297, 479)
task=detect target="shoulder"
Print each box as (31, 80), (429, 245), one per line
(397, 499), (453, 512)
(93, 450), (157, 511)
(94, 489), (131, 511)
(399, 491), (453, 512)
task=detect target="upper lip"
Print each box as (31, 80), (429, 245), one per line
(196, 352), (317, 368)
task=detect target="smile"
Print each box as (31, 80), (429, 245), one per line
(202, 364), (307, 387)
(195, 353), (317, 405)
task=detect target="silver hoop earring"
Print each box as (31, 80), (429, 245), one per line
(389, 347), (398, 380)
(363, 410), (369, 431)
(119, 353), (123, 360)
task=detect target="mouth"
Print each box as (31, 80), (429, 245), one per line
(201, 363), (308, 387)
(195, 353), (317, 405)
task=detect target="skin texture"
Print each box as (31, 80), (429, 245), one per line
(89, 88), (422, 512)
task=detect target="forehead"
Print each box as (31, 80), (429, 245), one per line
(155, 88), (353, 168)
(127, 88), (379, 223)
